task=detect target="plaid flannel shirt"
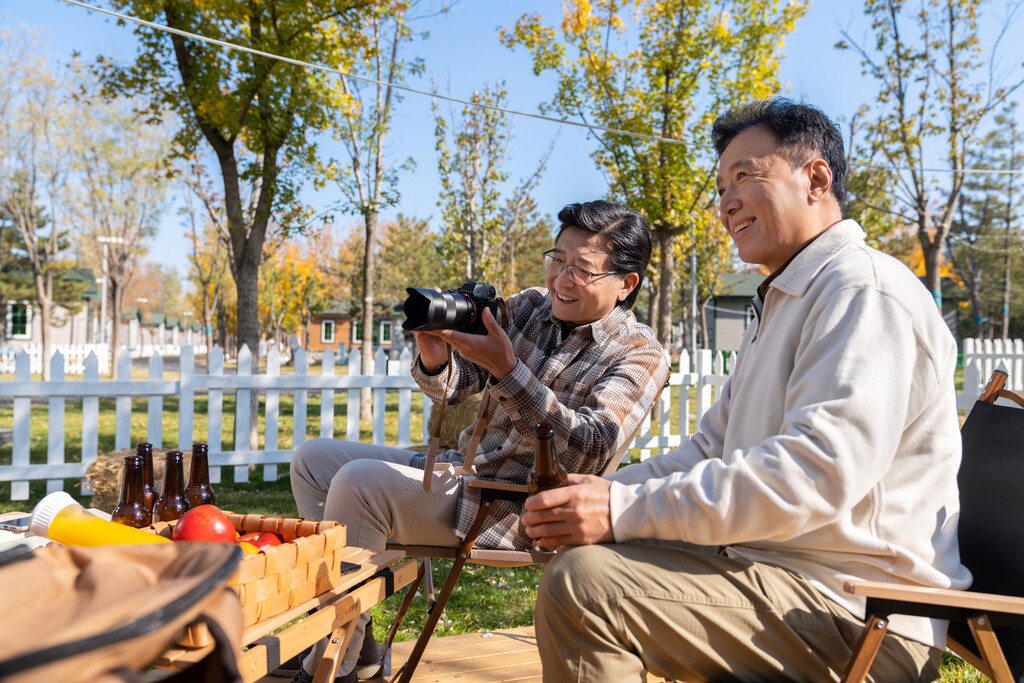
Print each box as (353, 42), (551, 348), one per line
(411, 286), (669, 549)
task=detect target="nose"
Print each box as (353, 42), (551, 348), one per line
(719, 188), (739, 226)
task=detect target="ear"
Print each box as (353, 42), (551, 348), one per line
(618, 272), (641, 301)
(807, 159), (833, 203)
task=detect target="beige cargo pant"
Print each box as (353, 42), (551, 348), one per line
(290, 438), (464, 678)
(534, 543), (941, 682)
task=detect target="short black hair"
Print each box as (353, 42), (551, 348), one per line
(555, 200), (651, 310)
(711, 98), (846, 204)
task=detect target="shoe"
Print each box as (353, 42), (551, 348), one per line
(356, 618), (383, 680)
(271, 644), (313, 677)
(289, 668), (358, 683)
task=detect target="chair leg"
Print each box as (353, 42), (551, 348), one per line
(379, 560), (427, 672)
(313, 612), (361, 683)
(840, 615), (889, 683)
(391, 499), (493, 683)
(967, 613), (1014, 683)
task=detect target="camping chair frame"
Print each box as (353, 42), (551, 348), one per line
(841, 369), (1024, 683)
(381, 381), (667, 683)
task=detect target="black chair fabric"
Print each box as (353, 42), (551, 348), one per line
(950, 399), (1024, 680)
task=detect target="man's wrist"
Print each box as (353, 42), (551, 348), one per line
(418, 356), (448, 376)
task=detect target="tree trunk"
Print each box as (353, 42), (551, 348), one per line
(656, 230), (675, 348)
(37, 273), (52, 382)
(1003, 238), (1012, 340)
(970, 288), (984, 338)
(360, 209), (378, 423)
(109, 280), (122, 370)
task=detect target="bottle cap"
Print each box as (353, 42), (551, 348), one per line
(30, 491), (78, 538)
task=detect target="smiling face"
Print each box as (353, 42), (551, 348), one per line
(546, 226), (638, 325)
(716, 125), (836, 273)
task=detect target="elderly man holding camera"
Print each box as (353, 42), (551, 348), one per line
(287, 199), (669, 683)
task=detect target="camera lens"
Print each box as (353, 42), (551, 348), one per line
(402, 287), (477, 332)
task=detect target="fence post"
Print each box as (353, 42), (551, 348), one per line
(694, 349), (714, 424)
(294, 347), (308, 451)
(321, 348), (336, 439)
(178, 345), (195, 450)
(397, 348), (412, 448)
(346, 348), (360, 441)
(208, 345), (224, 484)
(265, 346), (280, 481)
(11, 351), (30, 500)
(147, 353), (164, 448)
(47, 352), (66, 495)
(373, 349), (387, 444)
(233, 344), (252, 483)
(115, 350), (132, 450)
(81, 352), (99, 496)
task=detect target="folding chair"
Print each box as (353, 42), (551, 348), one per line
(841, 369), (1024, 683)
(381, 395), (662, 683)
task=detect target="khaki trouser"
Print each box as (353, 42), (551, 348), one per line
(290, 438), (463, 677)
(534, 543), (941, 682)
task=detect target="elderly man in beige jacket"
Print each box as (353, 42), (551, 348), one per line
(522, 98), (970, 682)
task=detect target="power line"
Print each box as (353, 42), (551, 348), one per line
(50, 0), (1024, 177)
(54, 0), (691, 147)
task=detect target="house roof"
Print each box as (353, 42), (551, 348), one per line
(716, 272), (762, 299)
(63, 268), (100, 301)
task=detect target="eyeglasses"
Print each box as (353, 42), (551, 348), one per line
(543, 250), (624, 286)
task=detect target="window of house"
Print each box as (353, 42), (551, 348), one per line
(352, 320), (362, 344)
(6, 302), (31, 340)
(321, 320), (335, 344)
(379, 320), (393, 345)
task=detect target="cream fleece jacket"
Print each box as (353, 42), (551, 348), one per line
(607, 219), (972, 648)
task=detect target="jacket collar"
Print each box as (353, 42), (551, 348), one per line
(539, 291), (633, 344)
(768, 219), (865, 298)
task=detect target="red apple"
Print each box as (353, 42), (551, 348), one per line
(172, 505), (236, 543)
(237, 531), (282, 551)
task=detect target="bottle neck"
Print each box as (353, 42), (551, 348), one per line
(120, 460), (145, 505)
(164, 455), (185, 494)
(189, 453), (209, 486)
(534, 436), (559, 476)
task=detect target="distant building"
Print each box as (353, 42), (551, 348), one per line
(2, 268), (101, 348)
(708, 273), (761, 352)
(306, 301), (405, 357)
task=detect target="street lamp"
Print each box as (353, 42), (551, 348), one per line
(96, 235), (126, 345)
(183, 311), (193, 344)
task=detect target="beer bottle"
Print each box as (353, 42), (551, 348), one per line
(136, 442), (157, 517)
(153, 450), (189, 522)
(185, 442), (216, 507)
(111, 454), (152, 528)
(528, 422), (569, 495)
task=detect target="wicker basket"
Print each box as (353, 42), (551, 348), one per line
(147, 513), (348, 627)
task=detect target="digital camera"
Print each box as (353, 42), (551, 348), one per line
(402, 281), (502, 336)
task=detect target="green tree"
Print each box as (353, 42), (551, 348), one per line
(501, 0), (806, 348)
(0, 29), (86, 379)
(320, 5), (420, 420)
(838, 0), (1024, 308)
(72, 70), (171, 364)
(433, 81), (550, 289)
(99, 0), (383, 373)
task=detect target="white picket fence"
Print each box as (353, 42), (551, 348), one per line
(0, 344), (737, 502)
(2, 336), (1019, 503)
(960, 338), (1024, 407)
(0, 342), (211, 376)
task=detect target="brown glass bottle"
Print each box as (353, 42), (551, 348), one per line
(153, 450), (190, 522)
(136, 442), (157, 516)
(528, 422), (569, 495)
(111, 454), (152, 528)
(185, 443), (216, 508)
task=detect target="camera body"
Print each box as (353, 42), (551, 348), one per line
(402, 281), (501, 335)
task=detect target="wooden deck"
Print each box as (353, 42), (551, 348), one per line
(258, 626), (666, 682)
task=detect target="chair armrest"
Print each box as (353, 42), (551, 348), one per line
(844, 580), (1024, 617)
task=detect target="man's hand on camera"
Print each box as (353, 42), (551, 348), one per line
(413, 329), (450, 373)
(521, 474), (615, 547)
(433, 308), (517, 380)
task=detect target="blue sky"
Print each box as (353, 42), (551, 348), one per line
(1, 1), (1018, 276)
